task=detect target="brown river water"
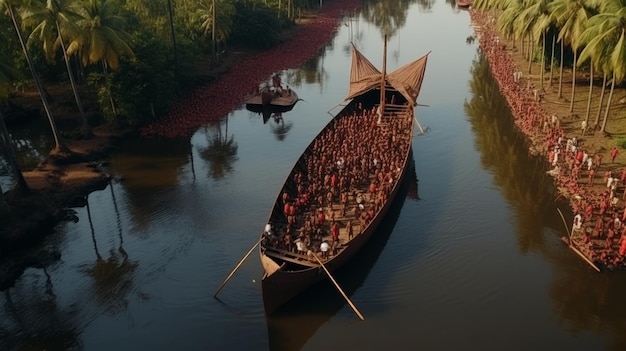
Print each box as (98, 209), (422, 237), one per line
(1, 1), (625, 350)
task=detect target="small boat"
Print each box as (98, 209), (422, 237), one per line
(259, 38), (429, 314)
(245, 75), (299, 110)
(457, 0), (473, 8)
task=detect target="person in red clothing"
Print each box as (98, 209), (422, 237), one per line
(588, 168), (596, 186)
(331, 221), (340, 243)
(611, 147), (619, 163)
(316, 208), (326, 226)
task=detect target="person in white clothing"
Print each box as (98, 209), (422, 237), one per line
(320, 241), (330, 259)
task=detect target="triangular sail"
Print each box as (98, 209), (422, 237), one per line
(346, 44), (383, 101)
(387, 52), (430, 105)
(345, 44), (430, 106)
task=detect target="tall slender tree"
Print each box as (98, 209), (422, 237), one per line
(549, 0), (594, 113)
(579, 0), (626, 133)
(194, 0), (235, 66)
(1, 0), (66, 154)
(23, 0), (92, 137)
(0, 47), (29, 193)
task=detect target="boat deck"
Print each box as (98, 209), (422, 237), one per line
(246, 90), (298, 107)
(262, 103), (414, 266)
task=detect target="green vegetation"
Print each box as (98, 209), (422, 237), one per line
(0, 0), (319, 136)
(474, 0), (626, 134)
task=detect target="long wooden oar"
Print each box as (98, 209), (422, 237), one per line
(214, 238), (262, 298)
(311, 252), (365, 321)
(556, 208), (601, 272)
(556, 208), (571, 239)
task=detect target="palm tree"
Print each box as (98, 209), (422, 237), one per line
(0, 31), (29, 193)
(496, 0), (524, 52)
(527, 0), (553, 89)
(22, 0), (92, 138)
(69, 0), (135, 119)
(549, 0), (594, 112)
(194, 0), (235, 66)
(1, 0), (66, 154)
(579, 0), (626, 133)
(515, 0), (547, 75)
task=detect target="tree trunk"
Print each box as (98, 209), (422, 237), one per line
(549, 33), (555, 87)
(527, 33), (533, 74)
(600, 72), (616, 133)
(584, 60), (593, 131)
(58, 24), (91, 138)
(569, 50), (577, 113)
(7, 2), (66, 154)
(558, 40), (564, 98)
(102, 61), (117, 118)
(539, 31), (546, 90)
(0, 110), (29, 193)
(167, 0), (178, 80)
(594, 74), (607, 130)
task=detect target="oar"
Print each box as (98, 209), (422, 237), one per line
(311, 252), (365, 321)
(214, 238), (262, 298)
(556, 208), (571, 240)
(556, 208), (601, 272)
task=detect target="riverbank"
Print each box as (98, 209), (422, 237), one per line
(0, 0), (363, 288)
(469, 9), (626, 270)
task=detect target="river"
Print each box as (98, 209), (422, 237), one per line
(1, 1), (625, 350)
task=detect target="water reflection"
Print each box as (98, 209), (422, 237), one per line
(466, 52), (626, 350)
(107, 137), (191, 227)
(287, 50), (330, 90)
(1, 270), (81, 350)
(361, 0), (413, 38)
(198, 116), (238, 179)
(464, 52), (560, 254)
(81, 192), (138, 315)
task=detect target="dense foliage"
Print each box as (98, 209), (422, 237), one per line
(0, 0), (310, 131)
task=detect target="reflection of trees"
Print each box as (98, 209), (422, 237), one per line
(360, 0), (413, 38)
(199, 116), (238, 180)
(465, 52), (626, 350)
(286, 48), (329, 91)
(464, 52), (558, 254)
(416, 0), (435, 13)
(107, 137), (191, 227)
(1, 269), (81, 350)
(82, 193), (138, 316)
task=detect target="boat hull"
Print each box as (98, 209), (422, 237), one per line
(245, 90), (299, 110)
(260, 94), (415, 314)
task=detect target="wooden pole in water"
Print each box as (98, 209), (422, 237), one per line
(311, 252), (365, 321)
(214, 238), (262, 297)
(556, 208), (601, 272)
(556, 208), (571, 239)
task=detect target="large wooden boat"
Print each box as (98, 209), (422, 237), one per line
(259, 40), (429, 315)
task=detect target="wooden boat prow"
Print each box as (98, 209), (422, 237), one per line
(259, 41), (430, 314)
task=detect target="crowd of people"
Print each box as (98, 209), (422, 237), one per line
(262, 101), (413, 261)
(470, 10), (626, 269)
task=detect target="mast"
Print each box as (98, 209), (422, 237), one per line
(380, 34), (388, 118)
